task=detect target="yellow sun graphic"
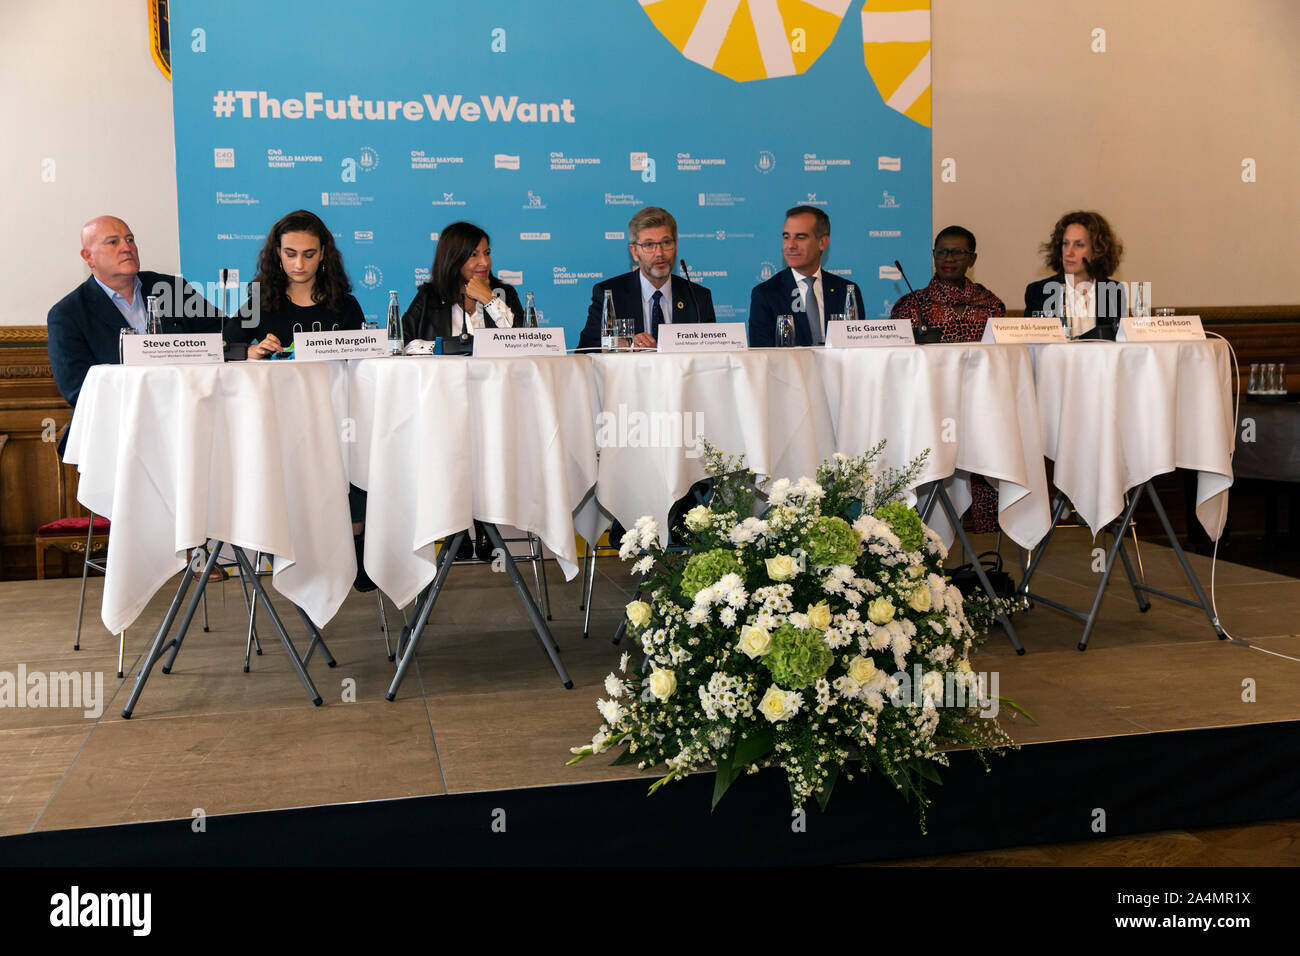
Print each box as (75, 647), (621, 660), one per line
(860, 0), (930, 127)
(639, 0), (854, 83)
(638, 0), (931, 127)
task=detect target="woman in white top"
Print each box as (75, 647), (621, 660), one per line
(1024, 210), (1127, 340)
(400, 222), (521, 561)
(400, 221), (520, 353)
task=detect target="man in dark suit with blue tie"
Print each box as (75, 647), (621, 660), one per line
(577, 206), (716, 350)
(47, 216), (215, 456)
(748, 205), (866, 347)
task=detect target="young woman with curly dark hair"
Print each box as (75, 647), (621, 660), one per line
(1024, 210), (1128, 339)
(222, 209), (375, 590)
(225, 209), (365, 360)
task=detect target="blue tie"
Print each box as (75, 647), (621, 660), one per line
(651, 290), (665, 338)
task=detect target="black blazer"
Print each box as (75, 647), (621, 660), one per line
(577, 270), (716, 351)
(748, 267), (867, 347)
(1024, 274), (1127, 340)
(400, 281), (523, 351)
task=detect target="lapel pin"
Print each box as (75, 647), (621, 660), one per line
(677, 301), (684, 310)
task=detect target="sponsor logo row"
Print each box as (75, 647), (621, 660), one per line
(216, 147), (906, 174)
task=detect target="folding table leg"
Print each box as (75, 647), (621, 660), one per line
(1019, 492), (1069, 596)
(1112, 531), (1152, 612)
(1143, 482), (1228, 640)
(481, 523), (572, 689)
(934, 487), (1024, 654)
(293, 604), (336, 669)
(121, 557), (199, 719)
(386, 531), (465, 701)
(162, 544), (223, 673)
(1076, 485), (1146, 651)
(231, 546), (322, 706)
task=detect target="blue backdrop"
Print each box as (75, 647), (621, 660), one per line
(171, 0), (931, 336)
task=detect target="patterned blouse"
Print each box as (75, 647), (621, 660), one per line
(890, 277), (1006, 343)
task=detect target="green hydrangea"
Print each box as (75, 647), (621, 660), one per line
(874, 500), (924, 553)
(680, 549), (743, 600)
(762, 624), (833, 690)
(806, 515), (860, 567)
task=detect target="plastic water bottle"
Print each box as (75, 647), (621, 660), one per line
(843, 285), (858, 323)
(524, 291), (538, 328)
(386, 290), (403, 355)
(601, 290), (617, 351)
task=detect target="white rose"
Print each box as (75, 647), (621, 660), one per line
(847, 655), (877, 685)
(907, 585), (932, 613)
(625, 600), (652, 628)
(683, 505), (711, 532)
(867, 597), (896, 625)
(758, 685), (795, 723)
(737, 624), (773, 659)
(806, 602), (832, 631)
(647, 667), (677, 700)
(765, 555), (798, 581)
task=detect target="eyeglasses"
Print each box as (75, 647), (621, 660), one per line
(932, 248), (973, 258)
(633, 239), (677, 252)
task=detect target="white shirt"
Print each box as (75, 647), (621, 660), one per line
(790, 266), (826, 336)
(94, 274), (148, 334)
(450, 294), (515, 336)
(1064, 273), (1097, 338)
(639, 271), (673, 334)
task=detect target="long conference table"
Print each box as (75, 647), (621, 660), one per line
(64, 339), (1235, 668)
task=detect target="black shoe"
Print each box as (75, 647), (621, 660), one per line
(353, 534), (377, 592)
(455, 531), (475, 562)
(474, 521), (494, 562)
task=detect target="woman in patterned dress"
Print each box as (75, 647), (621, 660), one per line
(891, 226), (1005, 533)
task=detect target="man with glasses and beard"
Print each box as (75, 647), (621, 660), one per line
(577, 206), (716, 350)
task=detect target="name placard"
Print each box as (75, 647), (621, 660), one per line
(472, 327), (567, 356)
(293, 329), (389, 361)
(121, 333), (224, 365)
(1116, 315), (1206, 342)
(980, 317), (1068, 344)
(825, 318), (915, 348)
(657, 323), (748, 353)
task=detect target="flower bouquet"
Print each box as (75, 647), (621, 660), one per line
(569, 440), (1019, 826)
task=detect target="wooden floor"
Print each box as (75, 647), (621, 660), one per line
(2, 526), (1298, 864)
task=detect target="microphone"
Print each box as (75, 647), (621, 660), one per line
(894, 259), (915, 294)
(895, 259), (936, 344)
(679, 259), (703, 324)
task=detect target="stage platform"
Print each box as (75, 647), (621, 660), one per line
(2, 528), (1298, 866)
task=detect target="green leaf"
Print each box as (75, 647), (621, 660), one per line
(610, 747), (640, 766)
(998, 696), (1038, 725)
(711, 729), (775, 811)
(909, 758), (943, 785)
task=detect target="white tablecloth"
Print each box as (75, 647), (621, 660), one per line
(587, 346), (1050, 551)
(587, 350), (837, 545)
(815, 344), (1051, 550)
(347, 355), (600, 607)
(65, 362), (355, 634)
(1031, 339), (1235, 539)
